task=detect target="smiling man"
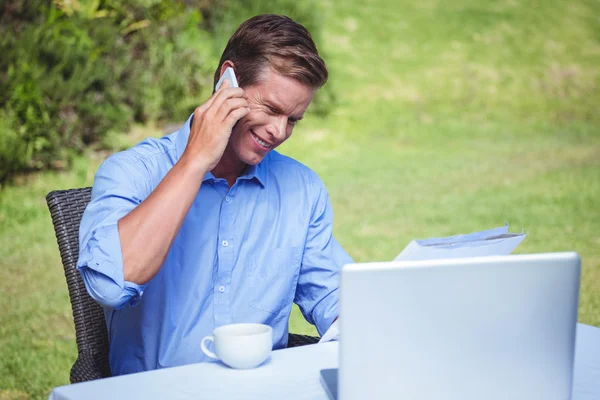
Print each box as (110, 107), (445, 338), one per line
(77, 14), (352, 375)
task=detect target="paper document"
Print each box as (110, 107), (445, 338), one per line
(318, 224), (526, 343)
(393, 223), (526, 261)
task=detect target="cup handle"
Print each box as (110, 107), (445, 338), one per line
(201, 336), (218, 359)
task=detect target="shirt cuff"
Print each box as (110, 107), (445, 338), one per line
(78, 223), (146, 309)
(312, 289), (340, 337)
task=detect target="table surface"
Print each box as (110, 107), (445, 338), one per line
(49, 323), (600, 400)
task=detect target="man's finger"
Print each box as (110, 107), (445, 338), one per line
(195, 78), (236, 116)
(216, 97), (249, 122)
(198, 79), (232, 113)
(224, 107), (251, 129)
(219, 78), (230, 90)
(208, 86), (245, 117)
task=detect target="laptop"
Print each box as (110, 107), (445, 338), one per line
(321, 252), (581, 400)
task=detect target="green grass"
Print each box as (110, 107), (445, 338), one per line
(2, 0), (600, 398)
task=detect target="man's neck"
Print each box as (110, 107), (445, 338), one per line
(211, 145), (246, 187)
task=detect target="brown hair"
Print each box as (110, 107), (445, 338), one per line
(213, 14), (328, 90)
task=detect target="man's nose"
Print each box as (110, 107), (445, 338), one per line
(265, 115), (287, 141)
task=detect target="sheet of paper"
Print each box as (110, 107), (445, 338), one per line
(393, 223), (526, 261)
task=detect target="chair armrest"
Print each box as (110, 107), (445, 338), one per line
(287, 333), (320, 347)
(70, 350), (112, 383)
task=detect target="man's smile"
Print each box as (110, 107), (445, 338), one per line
(250, 129), (272, 149)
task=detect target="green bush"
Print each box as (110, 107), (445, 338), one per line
(0, 0), (215, 183)
(0, 109), (32, 178)
(0, 0), (330, 183)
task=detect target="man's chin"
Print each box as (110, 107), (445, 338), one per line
(240, 151), (267, 166)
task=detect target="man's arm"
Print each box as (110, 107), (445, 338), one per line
(117, 80), (249, 285)
(77, 79), (249, 309)
(294, 177), (354, 336)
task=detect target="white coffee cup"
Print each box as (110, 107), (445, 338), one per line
(201, 323), (273, 369)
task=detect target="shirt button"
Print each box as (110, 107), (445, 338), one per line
(222, 240), (229, 247)
(225, 196), (231, 203)
(139, 290), (144, 297)
(218, 285), (225, 293)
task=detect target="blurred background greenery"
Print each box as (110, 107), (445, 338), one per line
(0, 0), (335, 182)
(1, 0), (599, 398)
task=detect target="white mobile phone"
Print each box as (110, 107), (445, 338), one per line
(215, 67), (239, 91)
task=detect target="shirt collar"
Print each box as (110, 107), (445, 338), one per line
(237, 161), (267, 188)
(175, 114), (267, 188)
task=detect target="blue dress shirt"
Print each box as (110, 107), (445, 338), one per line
(77, 115), (353, 375)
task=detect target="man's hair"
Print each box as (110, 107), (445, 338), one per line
(213, 14), (328, 90)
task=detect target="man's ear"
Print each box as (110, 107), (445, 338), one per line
(219, 60), (235, 79)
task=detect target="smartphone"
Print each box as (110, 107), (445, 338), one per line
(215, 67), (239, 91)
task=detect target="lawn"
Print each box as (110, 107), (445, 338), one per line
(1, 0), (599, 398)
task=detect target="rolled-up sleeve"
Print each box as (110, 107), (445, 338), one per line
(294, 181), (353, 336)
(77, 155), (149, 310)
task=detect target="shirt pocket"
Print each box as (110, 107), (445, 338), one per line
(248, 246), (302, 315)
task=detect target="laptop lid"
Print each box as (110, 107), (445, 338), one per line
(339, 252), (580, 400)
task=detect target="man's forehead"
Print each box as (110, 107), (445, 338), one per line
(250, 69), (314, 112)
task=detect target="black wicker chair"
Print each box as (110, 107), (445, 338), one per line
(46, 187), (319, 383)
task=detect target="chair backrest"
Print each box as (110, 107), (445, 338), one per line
(46, 187), (111, 381)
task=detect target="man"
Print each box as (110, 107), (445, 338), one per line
(78, 14), (352, 375)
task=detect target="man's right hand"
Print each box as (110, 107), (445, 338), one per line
(182, 79), (250, 172)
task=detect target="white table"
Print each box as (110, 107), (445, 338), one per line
(49, 323), (600, 400)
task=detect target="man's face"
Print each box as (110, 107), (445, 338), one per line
(228, 67), (315, 166)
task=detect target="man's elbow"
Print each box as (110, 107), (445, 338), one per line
(79, 267), (131, 310)
(89, 290), (129, 310)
